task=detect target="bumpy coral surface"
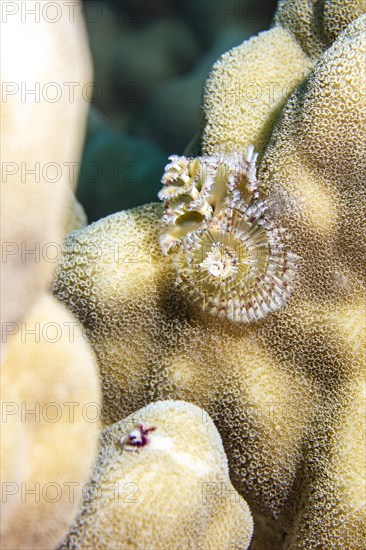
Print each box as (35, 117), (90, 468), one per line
(54, 3), (366, 548)
(201, 25), (313, 155)
(59, 401), (253, 549)
(0, 3), (91, 341)
(1, 3), (102, 548)
(1, 295), (101, 550)
(275, 0), (366, 58)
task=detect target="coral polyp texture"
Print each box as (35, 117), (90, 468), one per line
(159, 148), (299, 322)
(274, 0), (366, 58)
(59, 401), (253, 550)
(54, 3), (366, 549)
(200, 25), (313, 156)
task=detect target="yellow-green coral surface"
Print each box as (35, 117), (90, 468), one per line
(1, 3), (102, 548)
(275, 0), (366, 58)
(0, 1), (91, 341)
(0, 295), (101, 550)
(60, 400), (253, 549)
(54, 3), (366, 548)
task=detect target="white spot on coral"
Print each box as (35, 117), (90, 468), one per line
(149, 434), (211, 475)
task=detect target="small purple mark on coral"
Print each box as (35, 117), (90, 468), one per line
(122, 424), (157, 452)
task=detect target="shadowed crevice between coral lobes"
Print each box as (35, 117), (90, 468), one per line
(58, 401), (254, 549)
(0, 0), (360, 548)
(54, 2), (365, 548)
